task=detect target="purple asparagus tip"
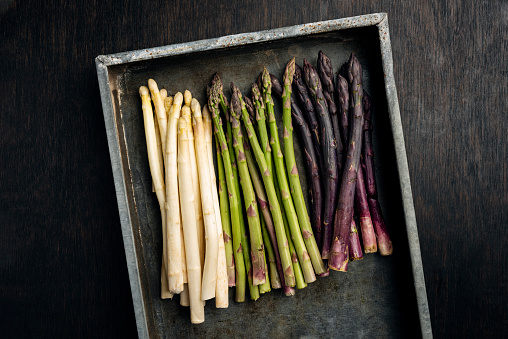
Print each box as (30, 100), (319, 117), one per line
(244, 95), (255, 119)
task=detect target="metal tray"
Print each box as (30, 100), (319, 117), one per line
(96, 13), (432, 339)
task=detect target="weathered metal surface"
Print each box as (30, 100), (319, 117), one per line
(96, 13), (432, 339)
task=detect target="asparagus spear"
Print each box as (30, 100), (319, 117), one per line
(165, 92), (184, 293)
(190, 99), (219, 300)
(317, 51), (338, 124)
(229, 91), (266, 288)
(177, 116), (204, 323)
(279, 61), (327, 275)
(270, 72), (327, 276)
(303, 59), (339, 260)
(293, 63), (323, 169)
(329, 54), (365, 271)
(336, 73), (350, 149)
(362, 92), (393, 255)
(208, 86), (247, 303)
(139, 86), (172, 299)
(251, 83), (273, 178)
(243, 135), (295, 295)
(214, 133), (236, 286)
(148, 79), (168, 156)
(182, 106), (205, 271)
(261, 69), (316, 283)
(355, 163), (377, 253)
(224, 80), (295, 288)
(338, 72), (376, 254)
(270, 166), (307, 290)
(202, 104), (229, 308)
(318, 50), (343, 178)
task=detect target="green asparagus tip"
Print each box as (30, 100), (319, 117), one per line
(283, 57), (296, 87)
(208, 80), (220, 117)
(261, 67), (272, 94)
(251, 83), (264, 109)
(213, 73), (223, 93)
(229, 83), (243, 119)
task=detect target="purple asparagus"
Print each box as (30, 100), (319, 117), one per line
(293, 63), (323, 170)
(337, 65), (375, 256)
(303, 59), (338, 259)
(348, 219), (363, 260)
(336, 73), (350, 151)
(362, 92), (393, 255)
(355, 164), (377, 253)
(329, 54), (364, 271)
(317, 51), (342, 172)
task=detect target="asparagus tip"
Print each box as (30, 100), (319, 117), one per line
(293, 62), (302, 81)
(244, 96), (255, 119)
(283, 57), (296, 87)
(251, 83), (262, 104)
(347, 53), (362, 83)
(190, 98), (201, 117)
(261, 67), (271, 91)
(229, 83), (242, 119)
(147, 78), (159, 92)
(212, 72), (223, 91)
(139, 86), (149, 96)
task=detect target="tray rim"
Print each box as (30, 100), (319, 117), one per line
(95, 12), (432, 339)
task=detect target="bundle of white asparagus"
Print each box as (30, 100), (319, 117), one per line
(139, 80), (228, 324)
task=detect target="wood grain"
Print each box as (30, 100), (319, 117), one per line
(0, 1), (506, 338)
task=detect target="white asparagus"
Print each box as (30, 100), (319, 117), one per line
(180, 283), (190, 307)
(203, 104), (229, 308)
(191, 99), (219, 301)
(153, 107), (164, 194)
(178, 117), (205, 324)
(148, 79), (168, 156)
(161, 264), (173, 299)
(180, 205), (187, 286)
(165, 92), (184, 294)
(164, 96), (173, 116)
(182, 105), (205, 269)
(139, 86), (171, 299)
(153, 89), (166, 193)
(184, 90), (192, 107)
(160, 88), (167, 101)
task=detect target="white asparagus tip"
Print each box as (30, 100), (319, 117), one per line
(148, 79), (159, 93)
(173, 92), (184, 107)
(190, 98), (202, 118)
(160, 88), (168, 100)
(202, 104), (211, 121)
(139, 86), (149, 96)
(184, 90), (192, 106)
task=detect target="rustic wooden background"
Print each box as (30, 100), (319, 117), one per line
(1, 1), (506, 338)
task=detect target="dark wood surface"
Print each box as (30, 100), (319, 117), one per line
(1, 1), (506, 338)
